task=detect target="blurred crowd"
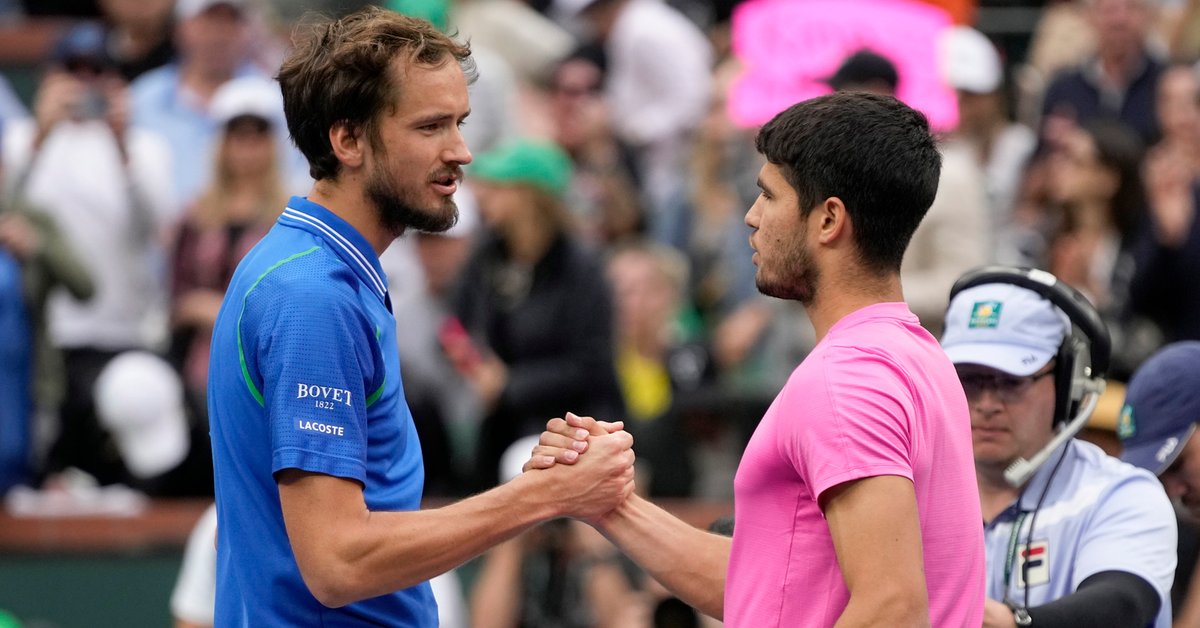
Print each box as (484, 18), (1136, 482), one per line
(1, 0), (1199, 626)
(0, 0), (1197, 533)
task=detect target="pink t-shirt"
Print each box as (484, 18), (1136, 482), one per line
(724, 302), (984, 627)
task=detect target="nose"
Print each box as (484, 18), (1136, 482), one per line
(744, 198), (762, 230)
(969, 386), (1006, 415)
(446, 128), (472, 166)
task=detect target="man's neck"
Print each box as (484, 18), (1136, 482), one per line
(1097, 48), (1144, 88)
(978, 468), (1021, 523)
(307, 178), (397, 255)
(180, 63), (235, 106)
(805, 269), (904, 341)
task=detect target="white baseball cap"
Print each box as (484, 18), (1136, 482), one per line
(94, 351), (190, 479)
(210, 76), (284, 127)
(939, 26), (1003, 94)
(175, 0), (246, 22)
(941, 283), (1071, 376)
(499, 435), (543, 483)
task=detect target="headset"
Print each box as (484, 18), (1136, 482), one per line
(949, 266), (1111, 487)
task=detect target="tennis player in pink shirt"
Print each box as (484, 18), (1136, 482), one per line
(528, 92), (985, 627)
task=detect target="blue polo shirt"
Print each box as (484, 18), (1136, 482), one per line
(984, 439), (1176, 627)
(209, 196), (435, 626)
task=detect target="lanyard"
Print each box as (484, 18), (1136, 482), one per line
(1003, 511), (1030, 591)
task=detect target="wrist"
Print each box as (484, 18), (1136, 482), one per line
(507, 468), (569, 522)
(592, 491), (639, 532)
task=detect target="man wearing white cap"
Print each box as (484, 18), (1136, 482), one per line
(130, 0), (266, 208)
(941, 268), (1176, 627)
(939, 26), (1037, 265)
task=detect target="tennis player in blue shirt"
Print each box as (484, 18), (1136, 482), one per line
(207, 8), (635, 626)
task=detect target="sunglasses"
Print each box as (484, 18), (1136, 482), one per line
(63, 56), (108, 77)
(225, 115), (272, 137)
(957, 364), (1055, 403)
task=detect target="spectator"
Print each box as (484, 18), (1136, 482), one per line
(607, 241), (711, 496)
(939, 25), (1039, 266)
(1043, 119), (1149, 376)
(1150, 62), (1200, 180)
(0, 170), (94, 494)
(942, 267), (1175, 628)
(1118, 341), (1200, 626)
(3, 22), (175, 486)
(568, 0), (712, 246)
(99, 0), (176, 81)
(130, 0), (269, 209)
(450, 139), (624, 488)
(549, 44), (644, 246)
(1040, 0), (1164, 147)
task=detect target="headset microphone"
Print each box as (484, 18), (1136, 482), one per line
(1003, 382), (1103, 486)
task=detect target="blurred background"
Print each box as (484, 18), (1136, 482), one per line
(1, 0), (1197, 625)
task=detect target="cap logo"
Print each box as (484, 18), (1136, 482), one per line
(1117, 405), (1135, 439)
(1157, 437), (1180, 463)
(969, 301), (1002, 329)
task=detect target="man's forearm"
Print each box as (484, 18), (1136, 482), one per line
(596, 494), (730, 619)
(281, 429), (635, 608)
(284, 474), (557, 607)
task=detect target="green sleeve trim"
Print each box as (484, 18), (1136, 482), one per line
(366, 377), (386, 407)
(237, 246), (321, 406)
(364, 324), (386, 406)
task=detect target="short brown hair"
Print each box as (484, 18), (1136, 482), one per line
(277, 7), (475, 181)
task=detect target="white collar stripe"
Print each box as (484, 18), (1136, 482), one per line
(281, 208), (386, 297)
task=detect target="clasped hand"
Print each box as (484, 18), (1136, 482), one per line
(523, 412), (636, 523)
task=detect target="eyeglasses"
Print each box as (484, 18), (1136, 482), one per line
(957, 364), (1055, 403)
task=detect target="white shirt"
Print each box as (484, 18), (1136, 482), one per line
(605, 0), (712, 211)
(3, 117), (176, 349)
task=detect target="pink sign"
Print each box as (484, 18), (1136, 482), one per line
(729, 0), (957, 130)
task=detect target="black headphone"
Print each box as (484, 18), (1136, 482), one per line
(949, 266), (1111, 427)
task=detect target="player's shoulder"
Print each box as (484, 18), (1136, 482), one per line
(239, 237), (362, 309)
(1069, 439), (1165, 494)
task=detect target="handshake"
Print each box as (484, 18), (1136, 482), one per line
(516, 412), (638, 524)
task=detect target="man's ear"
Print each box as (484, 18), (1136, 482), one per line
(816, 197), (850, 245)
(328, 121), (365, 170)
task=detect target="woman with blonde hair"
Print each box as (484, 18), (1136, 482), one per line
(169, 76), (289, 419)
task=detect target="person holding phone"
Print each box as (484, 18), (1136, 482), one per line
(3, 22), (176, 487)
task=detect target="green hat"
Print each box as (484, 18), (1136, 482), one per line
(0, 609), (21, 628)
(470, 139), (574, 197)
(387, 0), (449, 32)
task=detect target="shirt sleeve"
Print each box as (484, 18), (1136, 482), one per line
(784, 345), (918, 502)
(1071, 471), (1178, 608)
(246, 271), (379, 483)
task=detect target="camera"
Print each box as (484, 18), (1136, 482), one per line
(75, 88), (108, 119)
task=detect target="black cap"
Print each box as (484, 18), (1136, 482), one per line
(51, 22), (113, 71)
(825, 49), (898, 92)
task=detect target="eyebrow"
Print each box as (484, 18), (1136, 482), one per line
(756, 177), (774, 196)
(412, 109), (471, 127)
